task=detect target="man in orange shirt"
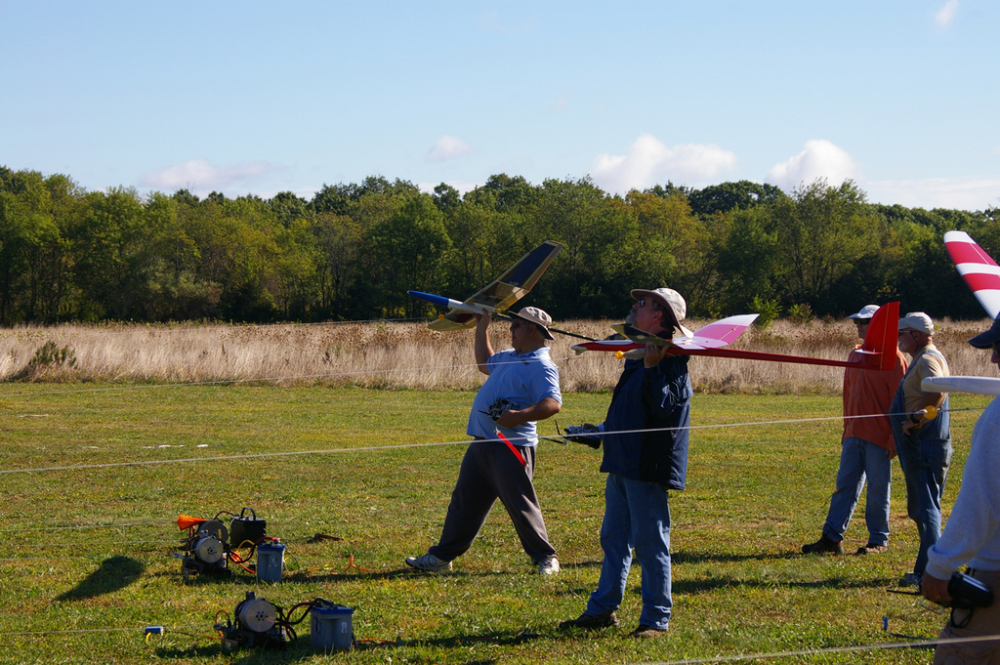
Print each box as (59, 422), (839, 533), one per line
(802, 305), (908, 555)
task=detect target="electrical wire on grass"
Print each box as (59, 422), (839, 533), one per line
(0, 624), (203, 637)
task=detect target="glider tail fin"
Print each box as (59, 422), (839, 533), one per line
(860, 301), (899, 370)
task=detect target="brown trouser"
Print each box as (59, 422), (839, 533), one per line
(935, 569), (1000, 665)
(429, 439), (556, 564)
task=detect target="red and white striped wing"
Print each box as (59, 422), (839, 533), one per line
(944, 230), (1000, 319)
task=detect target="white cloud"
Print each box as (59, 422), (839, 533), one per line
(590, 134), (738, 194)
(864, 177), (1000, 211)
(935, 0), (958, 26)
(427, 135), (472, 162)
(140, 159), (270, 194)
(765, 140), (859, 191)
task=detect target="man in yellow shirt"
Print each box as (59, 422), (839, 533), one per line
(890, 312), (951, 587)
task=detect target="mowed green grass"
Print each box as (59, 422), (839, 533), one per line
(0, 384), (989, 664)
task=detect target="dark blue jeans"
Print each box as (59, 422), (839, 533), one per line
(585, 473), (672, 629)
(891, 424), (951, 577)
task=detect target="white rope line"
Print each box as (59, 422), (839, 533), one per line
(0, 407), (972, 476)
(0, 438), (476, 474)
(635, 632), (1000, 664)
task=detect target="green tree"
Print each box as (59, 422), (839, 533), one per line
(69, 187), (156, 320)
(713, 206), (779, 314)
(311, 211), (362, 320)
(770, 180), (880, 313)
(624, 190), (715, 311)
(530, 177), (637, 319)
(365, 193), (452, 318)
(431, 183), (461, 213)
(465, 174), (540, 213)
(0, 170), (54, 323)
(687, 180), (785, 217)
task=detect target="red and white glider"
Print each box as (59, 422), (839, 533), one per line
(571, 314), (757, 358)
(573, 302), (899, 371)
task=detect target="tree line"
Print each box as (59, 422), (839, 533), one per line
(1, 165), (997, 326)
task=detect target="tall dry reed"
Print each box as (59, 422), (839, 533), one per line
(0, 317), (996, 394)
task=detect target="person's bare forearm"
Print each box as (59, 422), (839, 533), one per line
(474, 314), (494, 374)
(495, 397), (561, 429)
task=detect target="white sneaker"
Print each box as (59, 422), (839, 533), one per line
(405, 552), (452, 572)
(538, 556), (560, 575)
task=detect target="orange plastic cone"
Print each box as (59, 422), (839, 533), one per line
(177, 515), (206, 531)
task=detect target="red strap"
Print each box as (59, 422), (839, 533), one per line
(496, 431), (526, 466)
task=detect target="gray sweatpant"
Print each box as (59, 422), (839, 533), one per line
(429, 439), (556, 564)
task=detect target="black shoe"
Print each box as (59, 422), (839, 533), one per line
(630, 624), (668, 639)
(559, 610), (618, 630)
(801, 534), (844, 555)
(855, 543), (888, 555)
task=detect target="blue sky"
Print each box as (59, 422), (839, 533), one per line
(2, 1), (998, 210)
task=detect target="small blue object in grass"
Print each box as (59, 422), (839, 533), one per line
(145, 626), (164, 636)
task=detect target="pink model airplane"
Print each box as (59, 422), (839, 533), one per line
(573, 302), (899, 371)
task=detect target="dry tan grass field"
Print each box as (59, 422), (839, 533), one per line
(0, 316), (995, 393)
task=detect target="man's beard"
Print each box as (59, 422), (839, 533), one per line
(625, 310), (637, 326)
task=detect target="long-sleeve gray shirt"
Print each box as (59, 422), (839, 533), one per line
(925, 395), (1000, 579)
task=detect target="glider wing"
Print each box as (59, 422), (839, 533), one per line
(411, 240), (563, 331)
(944, 230), (1000, 319)
(922, 375), (1000, 396)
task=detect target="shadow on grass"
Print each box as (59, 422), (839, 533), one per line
(672, 549), (802, 564)
(155, 643), (317, 663)
(56, 555), (144, 601)
(556, 559), (603, 570)
(358, 628), (541, 651)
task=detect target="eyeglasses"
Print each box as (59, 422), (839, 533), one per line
(637, 298), (648, 307)
(898, 330), (916, 337)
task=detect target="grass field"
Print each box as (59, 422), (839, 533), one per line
(0, 382), (990, 664)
